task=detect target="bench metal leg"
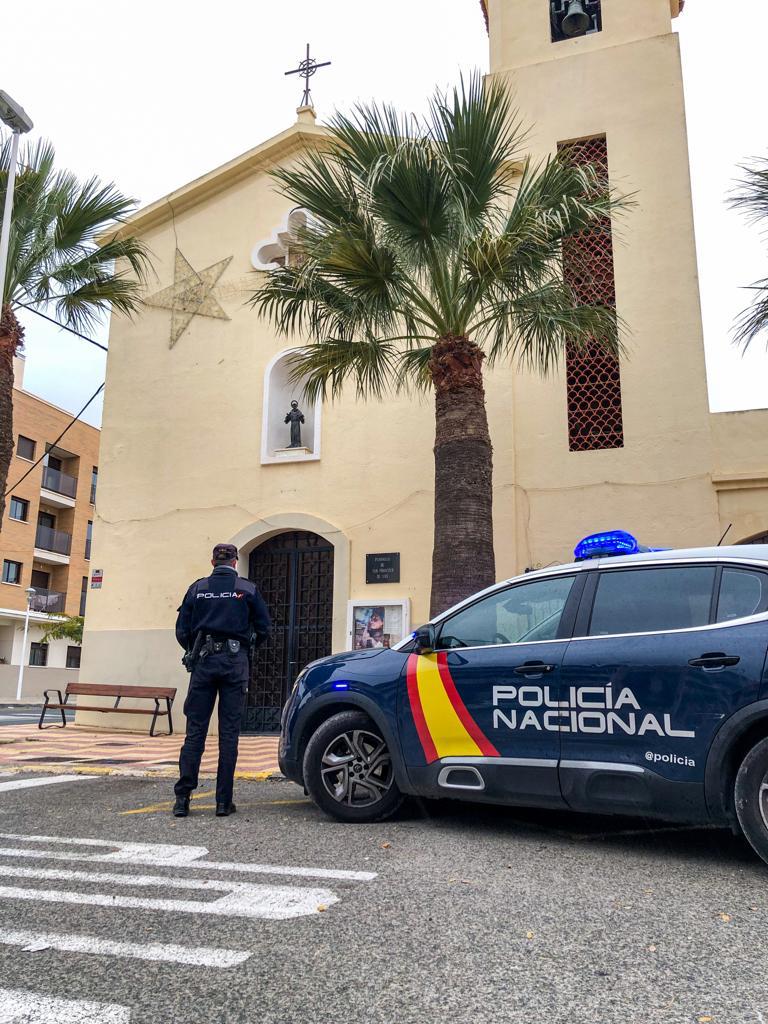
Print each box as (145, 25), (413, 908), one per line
(149, 698), (174, 737)
(38, 702), (66, 730)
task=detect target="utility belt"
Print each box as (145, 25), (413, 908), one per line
(199, 635), (242, 659)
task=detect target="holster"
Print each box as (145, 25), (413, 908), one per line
(182, 631), (204, 673)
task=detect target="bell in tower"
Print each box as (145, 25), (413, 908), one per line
(550, 0), (602, 42)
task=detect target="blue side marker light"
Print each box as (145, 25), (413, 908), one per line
(333, 682), (350, 690)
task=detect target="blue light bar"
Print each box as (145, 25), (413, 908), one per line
(574, 530), (642, 561)
(333, 682), (350, 690)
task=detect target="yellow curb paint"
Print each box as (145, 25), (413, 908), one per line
(120, 790), (216, 815)
(121, 798), (309, 816)
(0, 763), (280, 777)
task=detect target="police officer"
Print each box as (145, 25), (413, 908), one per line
(173, 543), (270, 818)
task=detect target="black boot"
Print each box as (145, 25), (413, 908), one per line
(216, 801), (236, 817)
(173, 796), (190, 818)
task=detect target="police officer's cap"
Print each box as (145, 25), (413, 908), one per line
(212, 542), (238, 563)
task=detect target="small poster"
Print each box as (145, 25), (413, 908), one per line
(90, 569), (103, 589)
(347, 600), (410, 651)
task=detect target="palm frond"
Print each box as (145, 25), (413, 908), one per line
(733, 279), (768, 351)
(729, 159), (768, 228)
(251, 73), (632, 398)
(284, 337), (398, 403)
(0, 130), (150, 326)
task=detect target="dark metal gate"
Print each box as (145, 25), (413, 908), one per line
(242, 531), (334, 732)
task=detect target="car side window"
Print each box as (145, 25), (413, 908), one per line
(588, 566), (716, 637)
(437, 576), (576, 649)
(716, 567), (768, 622)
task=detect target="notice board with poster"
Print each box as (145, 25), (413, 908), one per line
(346, 599), (410, 651)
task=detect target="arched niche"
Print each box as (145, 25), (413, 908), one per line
(251, 208), (312, 271)
(261, 348), (321, 464)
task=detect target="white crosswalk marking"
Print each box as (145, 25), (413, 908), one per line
(0, 987), (130, 1023)
(0, 776), (97, 793)
(0, 928), (250, 967)
(0, 863), (338, 920)
(0, 833), (378, 880)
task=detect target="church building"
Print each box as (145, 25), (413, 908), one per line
(81, 0), (768, 733)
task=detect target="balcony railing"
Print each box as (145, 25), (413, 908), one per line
(35, 524), (72, 556)
(41, 465), (77, 498)
(29, 588), (66, 614)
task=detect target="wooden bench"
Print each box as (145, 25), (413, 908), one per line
(39, 683), (177, 737)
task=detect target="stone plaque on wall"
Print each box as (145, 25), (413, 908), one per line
(365, 552), (400, 584)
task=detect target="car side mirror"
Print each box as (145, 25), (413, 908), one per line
(413, 624), (436, 655)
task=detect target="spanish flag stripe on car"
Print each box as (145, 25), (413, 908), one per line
(406, 652), (500, 763)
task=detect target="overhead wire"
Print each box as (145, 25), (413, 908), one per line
(4, 302), (107, 497)
(4, 382), (105, 498)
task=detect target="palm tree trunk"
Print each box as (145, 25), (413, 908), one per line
(0, 304), (23, 530)
(429, 335), (495, 617)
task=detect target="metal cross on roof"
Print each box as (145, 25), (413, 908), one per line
(285, 44), (331, 108)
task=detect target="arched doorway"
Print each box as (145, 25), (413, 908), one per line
(243, 530), (335, 732)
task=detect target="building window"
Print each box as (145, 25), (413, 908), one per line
(17, 435), (36, 461)
(9, 496), (29, 522)
(80, 576), (88, 617)
(29, 642), (49, 667)
(66, 646), (81, 669)
(550, 0), (602, 43)
(85, 520), (93, 560)
(558, 135), (624, 452)
(90, 466), (98, 504)
(2, 560), (22, 585)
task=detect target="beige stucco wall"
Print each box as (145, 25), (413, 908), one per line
(490, 0), (721, 567)
(82, 0), (768, 731)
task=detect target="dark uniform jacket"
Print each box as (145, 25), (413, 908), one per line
(175, 565), (271, 649)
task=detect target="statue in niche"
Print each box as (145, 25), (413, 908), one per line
(284, 400), (306, 448)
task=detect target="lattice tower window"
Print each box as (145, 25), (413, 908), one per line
(558, 135), (624, 452)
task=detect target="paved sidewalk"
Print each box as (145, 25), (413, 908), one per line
(0, 723), (280, 778)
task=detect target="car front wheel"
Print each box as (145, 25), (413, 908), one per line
(734, 735), (768, 866)
(302, 710), (404, 823)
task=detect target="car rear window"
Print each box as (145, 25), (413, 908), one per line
(589, 566), (716, 636)
(716, 567), (768, 622)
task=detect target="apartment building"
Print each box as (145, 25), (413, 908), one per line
(0, 355), (99, 701)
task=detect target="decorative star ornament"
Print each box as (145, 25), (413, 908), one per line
(144, 248), (233, 348)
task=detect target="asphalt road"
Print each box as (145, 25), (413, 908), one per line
(0, 772), (765, 1024)
(0, 705), (73, 726)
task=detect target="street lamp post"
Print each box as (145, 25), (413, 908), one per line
(16, 586), (36, 701)
(0, 91), (34, 311)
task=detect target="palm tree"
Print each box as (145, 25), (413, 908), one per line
(252, 75), (628, 616)
(0, 135), (150, 525)
(729, 158), (768, 349)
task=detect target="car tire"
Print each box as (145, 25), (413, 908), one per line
(303, 710), (404, 823)
(734, 736), (768, 866)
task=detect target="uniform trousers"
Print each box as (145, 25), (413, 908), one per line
(175, 649), (249, 806)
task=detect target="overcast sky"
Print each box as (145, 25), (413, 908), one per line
(6, 0), (768, 426)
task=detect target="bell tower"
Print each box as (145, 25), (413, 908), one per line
(479, 0), (719, 566)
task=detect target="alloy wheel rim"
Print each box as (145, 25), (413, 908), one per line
(320, 728), (394, 806)
(759, 776), (768, 832)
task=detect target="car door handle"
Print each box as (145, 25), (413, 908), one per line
(688, 653), (741, 670)
(514, 661), (555, 676)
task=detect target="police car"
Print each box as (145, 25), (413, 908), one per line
(279, 532), (768, 865)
